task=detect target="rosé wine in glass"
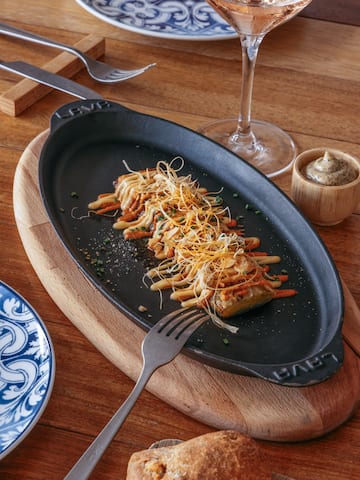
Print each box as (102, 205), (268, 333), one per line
(200, 0), (312, 177)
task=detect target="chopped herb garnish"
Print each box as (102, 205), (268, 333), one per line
(245, 203), (261, 214)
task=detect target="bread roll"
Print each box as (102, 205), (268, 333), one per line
(126, 430), (270, 479)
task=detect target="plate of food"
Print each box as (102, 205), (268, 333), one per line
(38, 99), (344, 386)
(75, 0), (237, 40)
(0, 281), (55, 459)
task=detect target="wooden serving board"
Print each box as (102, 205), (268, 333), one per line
(13, 131), (360, 442)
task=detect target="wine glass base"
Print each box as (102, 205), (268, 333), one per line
(199, 119), (296, 178)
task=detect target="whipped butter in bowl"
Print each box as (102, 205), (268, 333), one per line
(291, 148), (360, 226)
(303, 150), (358, 186)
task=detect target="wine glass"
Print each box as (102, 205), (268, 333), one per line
(200, 0), (312, 178)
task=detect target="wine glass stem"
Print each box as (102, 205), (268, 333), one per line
(233, 35), (264, 144)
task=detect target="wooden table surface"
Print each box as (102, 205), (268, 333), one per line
(1, 1), (360, 479)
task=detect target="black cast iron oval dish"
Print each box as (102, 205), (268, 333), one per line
(38, 100), (344, 387)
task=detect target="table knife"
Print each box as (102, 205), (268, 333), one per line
(0, 59), (101, 99)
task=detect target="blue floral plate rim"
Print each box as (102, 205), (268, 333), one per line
(75, 0), (237, 40)
(0, 281), (55, 460)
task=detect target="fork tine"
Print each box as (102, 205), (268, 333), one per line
(156, 307), (207, 336)
(176, 314), (209, 339)
(155, 307), (193, 331)
(106, 64), (156, 81)
(115, 64), (156, 76)
(165, 312), (208, 339)
(106, 72), (139, 81)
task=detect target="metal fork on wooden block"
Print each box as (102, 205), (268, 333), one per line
(0, 21), (156, 83)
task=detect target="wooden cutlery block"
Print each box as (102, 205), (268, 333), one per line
(0, 34), (104, 116)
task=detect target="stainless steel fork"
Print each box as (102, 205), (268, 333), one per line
(64, 307), (209, 480)
(0, 22), (156, 83)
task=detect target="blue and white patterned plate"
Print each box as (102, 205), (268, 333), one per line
(0, 281), (55, 459)
(75, 0), (237, 40)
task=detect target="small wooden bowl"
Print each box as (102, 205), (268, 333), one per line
(291, 148), (360, 226)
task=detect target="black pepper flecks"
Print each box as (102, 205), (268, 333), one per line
(77, 227), (159, 294)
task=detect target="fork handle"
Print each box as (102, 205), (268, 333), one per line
(64, 363), (155, 480)
(0, 22), (85, 60)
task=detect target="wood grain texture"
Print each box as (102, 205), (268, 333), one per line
(1, 2), (360, 479)
(13, 131), (360, 443)
(0, 33), (105, 116)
